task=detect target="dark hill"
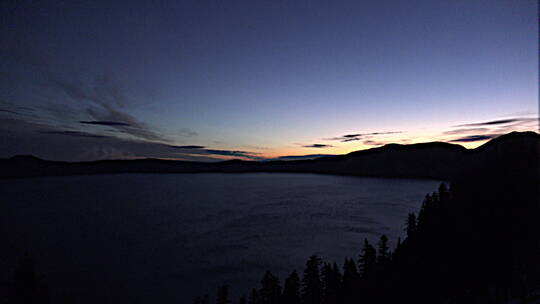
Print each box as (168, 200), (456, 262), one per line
(1, 131), (538, 179)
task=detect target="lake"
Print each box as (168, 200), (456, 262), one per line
(0, 173), (442, 303)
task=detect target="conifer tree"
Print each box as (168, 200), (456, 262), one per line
(283, 270), (300, 304)
(405, 213), (417, 238)
(321, 262), (341, 304)
(377, 234), (390, 264)
(259, 271), (281, 304)
(358, 238), (377, 277)
(431, 191), (439, 204)
(417, 194), (432, 229)
(332, 262), (342, 280)
(438, 183), (448, 198)
(301, 255), (322, 304)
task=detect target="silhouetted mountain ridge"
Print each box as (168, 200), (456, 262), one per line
(1, 131), (538, 179)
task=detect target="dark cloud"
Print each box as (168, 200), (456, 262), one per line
(39, 130), (110, 138)
(327, 131), (402, 142)
(3, 54), (166, 142)
(3, 56), (192, 147)
(1, 51), (183, 149)
(343, 134), (362, 138)
(169, 144), (260, 159)
(455, 119), (523, 127)
(44, 73), (168, 142)
(85, 105), (165, 142)
(447, 117), (539, 139)
(443, 128), (490, 135)
(203, 149), (259, 158)
(0, 109), (19, 115)
(368, 132), (402, 135)
(448, 134), (499, 143)
(272, 154), (335, 161)
(0, 102), (35, 116)
(303, 144), (333, 148)
(80, 120), (131, 126)
(170, 145), (205, 149)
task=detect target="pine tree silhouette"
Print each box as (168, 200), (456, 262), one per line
(417, 194), (432, 229)
(438, 183), (449, 202)
(358, 238), (377, 277)
(431, 191), (439, 205)
(405, 213), (417, 238)
(301, 255), (322, 304)
(377, 235), (390, 265)
(259, 271), (281, 304)
(283, 270), (300, 304)
(321, 262), (342, 304)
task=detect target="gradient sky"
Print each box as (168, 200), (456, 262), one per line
(1, 0), (538, 161)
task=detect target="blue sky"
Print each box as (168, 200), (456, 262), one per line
(0, 0), (538, 161)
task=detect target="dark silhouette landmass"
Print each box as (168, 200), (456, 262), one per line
(1, 131), (539, 180)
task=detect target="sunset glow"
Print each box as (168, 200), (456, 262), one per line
(0, 1), (537, 161)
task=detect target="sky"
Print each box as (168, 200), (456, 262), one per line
(0, 0), (538, 161)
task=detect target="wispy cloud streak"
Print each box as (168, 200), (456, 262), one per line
(448, 134), (500, 143)
(327, 131), (402, 142)
(169, 145), (260, 159)
(170, 145), (205, 149)
(303, 144), (333, 148)
(454, 118), (534, 127)
(0, 108), (20, 115)
(40, 130), (110, 138)
(80, 121), (131, 126)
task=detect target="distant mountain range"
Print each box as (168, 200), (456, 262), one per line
(1, 131), (539, 180)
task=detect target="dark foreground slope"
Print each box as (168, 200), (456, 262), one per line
(1, 131), (539, 180)
(195, 133), (540, 304)
(374, 156), (540, 303)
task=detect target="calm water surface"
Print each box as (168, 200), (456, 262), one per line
(0, 173), (442, 303)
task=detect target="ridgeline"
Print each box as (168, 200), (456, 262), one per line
(2, 131), (539, 180)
